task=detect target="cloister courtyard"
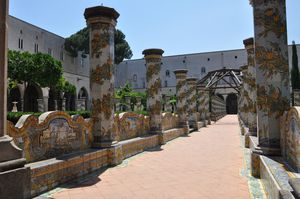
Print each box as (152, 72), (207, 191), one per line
(44, 115), (259, 199)
(1, 1), (300, 199)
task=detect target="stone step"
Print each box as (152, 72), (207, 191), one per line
(197, 121), (205, 129)
(260, 155), (298, 199)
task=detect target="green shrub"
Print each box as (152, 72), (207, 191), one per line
(115, 110), (148, 116)
(7, 112), (42, 124)
(7, 111), (91, 124)
(66, 111), (90, 118)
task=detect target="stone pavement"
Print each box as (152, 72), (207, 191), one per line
(47, 115), (257, 199)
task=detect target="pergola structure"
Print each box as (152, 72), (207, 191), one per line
(198, 68), (242, 93)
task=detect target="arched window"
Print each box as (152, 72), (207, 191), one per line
(201, 67), (206, 74)
(164, 80), (168, 87)
(133, 74), (137, 82)
(166, 70), (170, 77)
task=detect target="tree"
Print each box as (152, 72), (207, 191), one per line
(8, 50), (62, 88)
(64, 28), (89, 57)
(55, 77), (76, 95)
(291, 41), (300, 90)
(8, 50), (74, 93)
(8, 50), (35, 86)
(115, 83), (147, 111)
(115, 30), (133, 64)
(64, 28), (133, 64)
(32, 53), (63, 88)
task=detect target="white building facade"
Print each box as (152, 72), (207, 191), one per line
(7, 16), (90, 112)
(7, 15), (300, 113)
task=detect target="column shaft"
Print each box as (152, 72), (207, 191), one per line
(187, 78), (198, 130)
(243, 38), (257, 135)
(174, 70), (189, 133)
(253, 0), (290, 152)
(85, 6), (119, 148)
(239, 65), (249, 126)
(0, 0), (8, 137)
(197, 86), (206, 122)
(143, 49), (164, 133)
(205, 89), (211, 124)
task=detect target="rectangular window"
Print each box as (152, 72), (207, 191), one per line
(60, 51), (64, 61)
(48, 48), (52, 56)
(18, 38), (23, 49)
(34, 43), (39, 53)
(81, 58), (84, 67)
(164, 80), (168, 87)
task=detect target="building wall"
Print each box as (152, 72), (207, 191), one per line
(116, 49), (247, 95)
(7, 16), (300, 103)
(116, 45), (300, 96)
(8, 16), (90, 99)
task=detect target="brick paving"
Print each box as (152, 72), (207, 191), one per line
(50, 115), (250, 199)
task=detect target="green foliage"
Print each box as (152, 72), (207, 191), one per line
(8, 50), (76, 95)
(291, 41), (300, 90)
(8, 50), (35, 84)
(115, 30), (133, 64)
(8, 79), (18, 90)
(115, 110), (148, 116)
(56, 77), (76, 94)
(66, 111), (90, 118)
(32, 53), (63, 88)
(64, 28), (133, 64)
(64, 27), (89, 57)
(115, 83), (133, 98)
(169, 95), (177, 105)
(115, 83), (147, 111)
(7, 111), (91, 124)
(7, 112), (42, 124)
(8, 50), (63, 88)
(7, 110), (148, 125)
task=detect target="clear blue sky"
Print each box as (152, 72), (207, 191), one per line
(9, 0), (300, 59)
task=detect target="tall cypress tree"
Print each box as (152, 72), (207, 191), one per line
(291, 41), (300, 89)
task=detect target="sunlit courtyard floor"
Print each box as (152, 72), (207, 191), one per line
(43, 115), (265, 199)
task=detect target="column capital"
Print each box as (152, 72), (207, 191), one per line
(84, 6), (119, 20)
(186, 77), (198, 85)
(142, 48), (164, 57)
(249, 0), (253, 7)
(240, 65), (248, 71)
(174, 69), (188, 79)
(243, 37), (254, 49)
(84, 6), (119, 26)
(197, 84), (205, 89)
(165, 95), (171, 100)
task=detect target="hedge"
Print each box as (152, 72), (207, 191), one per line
(7, 110), (150, 124)
(7, 111), (91, 124)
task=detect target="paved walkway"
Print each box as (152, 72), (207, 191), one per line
(49, 115), (250, 199)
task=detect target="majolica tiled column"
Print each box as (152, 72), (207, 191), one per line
(243, 38), (257, 136)
(165, 95), (172, 112)
(293, 89), (300, 106)
(84, 6), (119, 148)
(143, 49), (164, 134)
(239, 65), (249, 127)
(0, 0), (30, 198)
(174, 70), (189, 134)
(252, 0), (290, 155)
(197, 85), (207, 126)
(205, 89), (211, 125)
(187, 78), (198, 130)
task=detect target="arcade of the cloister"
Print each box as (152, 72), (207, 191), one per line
(1, 0), (300, 199)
